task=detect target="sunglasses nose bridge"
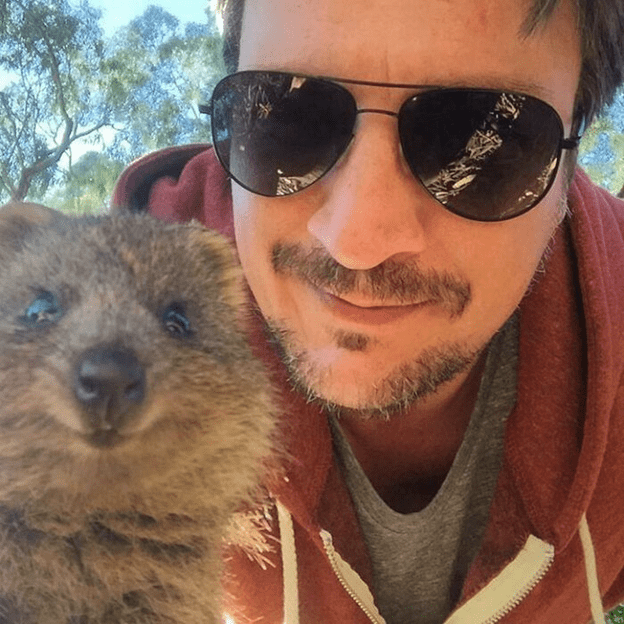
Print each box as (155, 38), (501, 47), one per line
(356, 108), (399, 118)
(354, 107), (422, 183)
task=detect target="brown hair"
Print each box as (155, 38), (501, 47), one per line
(216, 0), (624, 130)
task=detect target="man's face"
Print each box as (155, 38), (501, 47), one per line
(232, 0), (581, 415)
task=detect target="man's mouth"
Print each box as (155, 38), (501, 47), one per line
(313, 287), (431, 325)
(272, 242), (472, 319)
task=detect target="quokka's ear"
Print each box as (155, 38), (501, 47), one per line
(187, 223), (246, 313)
(0, 202), (67, 257)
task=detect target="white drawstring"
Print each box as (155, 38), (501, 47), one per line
(579, 512), (606, 624)
(277, 501), (300, 624)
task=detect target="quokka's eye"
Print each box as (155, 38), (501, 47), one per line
(162, 303), (193, 339)
(21, 291), (63, 326)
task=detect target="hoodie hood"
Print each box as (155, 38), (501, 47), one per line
(513, 171), (624, 548)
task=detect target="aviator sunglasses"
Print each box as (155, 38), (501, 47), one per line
(200, 70), (583, 222)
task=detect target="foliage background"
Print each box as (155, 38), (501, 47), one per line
(0, 0), (223, 212)
(578, 93), (624, 197)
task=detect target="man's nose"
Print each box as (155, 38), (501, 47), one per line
(306, 112), (440, 270)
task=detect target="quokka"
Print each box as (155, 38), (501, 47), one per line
(0, 202), (278, 624)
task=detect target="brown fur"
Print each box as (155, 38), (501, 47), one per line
(0, 203), (278, 624)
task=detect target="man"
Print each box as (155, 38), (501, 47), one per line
(113, 0), (624, 622)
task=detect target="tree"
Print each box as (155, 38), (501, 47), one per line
(44, 151), (124, 214)
(98, 5), (224, 163)
(0, 1), (225, 209)
(0, 0), (109, 203)
(578, 87), (624, 198)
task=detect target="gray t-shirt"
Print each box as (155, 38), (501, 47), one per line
(330, 313), (519, 624)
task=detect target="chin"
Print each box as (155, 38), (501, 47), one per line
(302, 365), (383, 412)
(276, 336), (477, 420)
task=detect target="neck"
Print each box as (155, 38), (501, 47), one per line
(336, 351), (487, 512)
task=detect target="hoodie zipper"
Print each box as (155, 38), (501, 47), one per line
(321, 530), (387, 624)
(321, 530), (554, 624)
(446, 535), (555, 623)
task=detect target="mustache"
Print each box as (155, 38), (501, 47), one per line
(271, 243), (471, 317)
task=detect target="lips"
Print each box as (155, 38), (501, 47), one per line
(314, 288), (430, 325)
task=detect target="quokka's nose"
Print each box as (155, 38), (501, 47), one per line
(74, 345), (146, 431)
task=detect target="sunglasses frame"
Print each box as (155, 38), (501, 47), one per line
(200, 70), (583, 222)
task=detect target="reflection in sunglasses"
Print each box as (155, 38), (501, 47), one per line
(425, 93), (525, 205)
(514, 158), (559, 217)
(277, 166), (327, 195)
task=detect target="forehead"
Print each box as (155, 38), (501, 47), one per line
(238, 0), (580, 117)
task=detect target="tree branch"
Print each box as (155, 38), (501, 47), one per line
(72, 122), (109, 143)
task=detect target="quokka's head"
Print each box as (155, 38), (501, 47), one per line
(0, 203), (277, 509)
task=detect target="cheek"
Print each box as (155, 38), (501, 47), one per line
(231, 188), (310, 318)
(232, 196), (262, 270)
(232, 191), (273, 299)
(232, 186), (321, 276)
(456, 196), (561, 320)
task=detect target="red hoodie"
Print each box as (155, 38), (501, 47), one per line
(113, 145), (624, 624)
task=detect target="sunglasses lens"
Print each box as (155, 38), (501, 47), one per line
(210, 75), (567, 220)
(399, 90), (564, 220)
(210, 72), (357, 196)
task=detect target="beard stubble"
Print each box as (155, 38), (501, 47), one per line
(265, 243), (479, 420)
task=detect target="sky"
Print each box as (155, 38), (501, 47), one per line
(88, 0), (217, 35)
